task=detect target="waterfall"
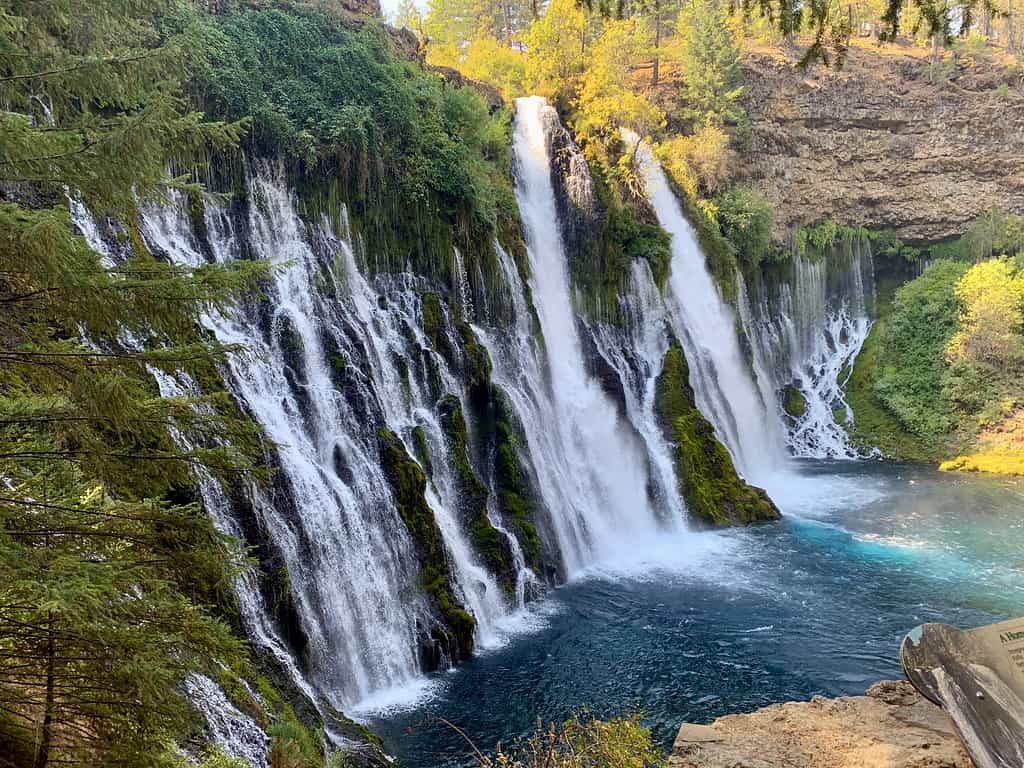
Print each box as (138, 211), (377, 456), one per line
(183, 674), (270, 767)
(327, 235), (513, 658)
(472, 96), (665, 575)
(81, 93), (857, 739)
(629, 137), (787, 482)
(587, 261), (689, 527)
(738, 238), (875, 458)
(139, 170), (524, 711)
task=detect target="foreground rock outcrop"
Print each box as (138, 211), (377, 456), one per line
(739, 43), (1024, 243)
(670, 680), (970, 768)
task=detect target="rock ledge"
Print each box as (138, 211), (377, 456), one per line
(670, 680), (970, 768)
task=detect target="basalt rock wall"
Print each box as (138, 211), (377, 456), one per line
(739, 45), (1024, 244)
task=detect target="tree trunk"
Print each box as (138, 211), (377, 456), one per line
(1009, 0), (1016, 51)
(34, 613), (55, 768)
(653, 0), (662, 85)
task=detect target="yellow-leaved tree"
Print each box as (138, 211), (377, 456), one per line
(574, 18), (665, 198)
(463, 35), (528, 99)
(946, 258), (1024, 366)
(524, 0), (591, 98)
(656, 122), (734, 199)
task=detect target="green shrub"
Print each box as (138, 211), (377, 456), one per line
(480, 712), (665, 768)
(269, 708), (323, 768)
(930, 210), (1024, 263)
(716, 185), (773, 268)
(182, 5), (517, 277)
(872, 260), (969, 438)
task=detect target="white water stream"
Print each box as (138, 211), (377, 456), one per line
(139, 173), (527, 714)
(492, 97), (666, 574)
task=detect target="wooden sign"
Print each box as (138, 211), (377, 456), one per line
(901, 618), (1024, 768)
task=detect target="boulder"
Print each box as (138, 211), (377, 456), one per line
(670, 680), (971, 768)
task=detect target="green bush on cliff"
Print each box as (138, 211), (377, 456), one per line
(574, 156), (672, 319)
(184, 4), (518, 280)
(716, 185), (774, 269)
(845, 321), (945, 461)
(931, 210), (1024, 263)
(872, 260), (969, 439)
(654, 344), (780, 526)
(847, 254), (1024, 464)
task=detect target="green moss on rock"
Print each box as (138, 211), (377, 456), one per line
(783, 384), (807, 420)
(437, 395), (514, 592)
(491, 388), (542, 570)
(411, 425), (433, 479)
(378, 427), (475, 658)
(457, 322), (493, 396)
(421, 292), (443, 346)
(655, 344), (780, 526)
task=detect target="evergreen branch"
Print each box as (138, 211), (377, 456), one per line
(0, 138), (98, 168)
(0, 288), (55, 303)
(0, 350), (224, 362)
(0, 52), (159, 84)
(0, 496), (201, 523)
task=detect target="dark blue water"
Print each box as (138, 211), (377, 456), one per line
(367, 461), (1024, 766)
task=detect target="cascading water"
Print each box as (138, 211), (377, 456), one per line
(183, 674), (270, 766)
(143, 181), (426, 708)
(473, 96), (666, 575)
(62, 78), (910, 768)
(139, 169), (525, 712)
(738, 238), (875, 458)
(629, 137), (787, 482)
(326, 234), (514, 659)
(587, 260), (689, 526)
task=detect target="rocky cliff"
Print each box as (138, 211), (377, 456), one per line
(671, 680), (970, 768)
(739, 43), (1024, 244)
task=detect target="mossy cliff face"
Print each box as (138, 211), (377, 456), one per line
(377, 428), (476, 662)
(782, 384), (807, 420)
(420, 291), (551, 580)
(437, 394), (517, 594)
(545, 110), (671, 322)
(490, 387), (546, 576)
(655, 344), (780, 526)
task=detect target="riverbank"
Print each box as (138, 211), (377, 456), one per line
(670, 680), (969, 768)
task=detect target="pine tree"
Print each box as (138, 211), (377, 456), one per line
(678, 0), (745, 125)
(0, 1), (267, 766)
